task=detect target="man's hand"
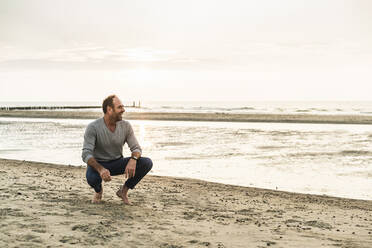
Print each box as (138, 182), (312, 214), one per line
(125, 159), (137, 179)
(99, 168), (111, 182)
(87, 157), (111, 182)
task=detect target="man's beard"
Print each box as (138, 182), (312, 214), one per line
(111, 112), (123, 122)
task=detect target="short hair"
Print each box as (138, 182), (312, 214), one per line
(102, 95), (117, 114)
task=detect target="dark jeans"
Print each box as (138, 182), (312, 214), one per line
(86, 156), (153, 193)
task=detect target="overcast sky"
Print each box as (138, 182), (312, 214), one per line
(1, 0), (372, 102)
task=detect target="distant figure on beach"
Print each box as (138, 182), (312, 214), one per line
(82, 95), (152, 204)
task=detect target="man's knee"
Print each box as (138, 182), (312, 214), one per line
(86, 168), (102, 186)
(140, 157), (153, 172)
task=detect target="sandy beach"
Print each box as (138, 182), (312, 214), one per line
(1, 158), (372, 247)
(1, 110), (372, 125)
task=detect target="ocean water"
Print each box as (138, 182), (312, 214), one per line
(1, 101), (372, 116)
(0, 116), (371, 200)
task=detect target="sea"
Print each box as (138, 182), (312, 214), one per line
(1, 101), (372, 200)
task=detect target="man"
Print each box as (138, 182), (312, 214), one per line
(82, 95), (152, 204)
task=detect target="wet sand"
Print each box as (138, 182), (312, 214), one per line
(1, 110), (372, 124)
(1, 158), (372, 247)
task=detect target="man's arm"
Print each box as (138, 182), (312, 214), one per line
(125, 122), (142, 156)
(82, 123), (96, 164)
(125, 122), (142, 178)
(82, 123), (111, 181)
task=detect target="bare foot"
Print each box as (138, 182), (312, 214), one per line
(116, 185), (132, 205)
(92, 188), (103, 204)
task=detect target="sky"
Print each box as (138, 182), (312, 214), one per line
(1, 0), (372, 102)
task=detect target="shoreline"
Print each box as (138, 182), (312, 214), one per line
(2, 157), (370, 202)
(1, 158), (372, 247)
(1, 110), (372, 124)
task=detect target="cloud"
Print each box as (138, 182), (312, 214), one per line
(0, 45), (199, 66)
(1, 39), (371, 73)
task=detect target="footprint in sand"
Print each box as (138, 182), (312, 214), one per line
(16, 234), (43, 243)
(59, 235), (81, 244)
(72, 224), (90, 232)
(303, 220), (333, 230)
(188, 240), (211, 246)
(71, 223), (121, 241)
(1, 207), (28, 218)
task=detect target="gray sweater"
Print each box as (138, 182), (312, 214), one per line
(82, 118), (142, 163)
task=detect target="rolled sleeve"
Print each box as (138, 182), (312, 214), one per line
(82, 124), (96, 164)
(126, 122), (142, 154)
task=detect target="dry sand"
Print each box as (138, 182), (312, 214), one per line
(1, 110), (372, 125)
(1, 159), (372, 247)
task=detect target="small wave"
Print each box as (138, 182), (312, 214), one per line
(235, 128), (266, 134)
(228, 128), (264, 135)
(257, 146), (288, 150)
(158, 106), (256, 112)
(166, 152), (246, 160)
(337, 170), (372, 177)
(287, 152), (336, 157)
(160, 106), (185, 109)
(270, 131), (299, 136)
(287, 150), (372, 158)
(165, 156), (195, 160)
(340, 150), (372, 156)
(0, 148), (26, 153)
(157, 142), (189, 147)
(296, 108), (330, 113)
(0, 122), (13, 125)
(219, 152), (246, 157)
(191, 106), (231, 111)
(230, 107), (256, 111)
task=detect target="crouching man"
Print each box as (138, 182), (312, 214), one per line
(82, 94), (152, 204)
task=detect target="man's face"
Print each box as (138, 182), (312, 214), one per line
(109, 97), (125, 121)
